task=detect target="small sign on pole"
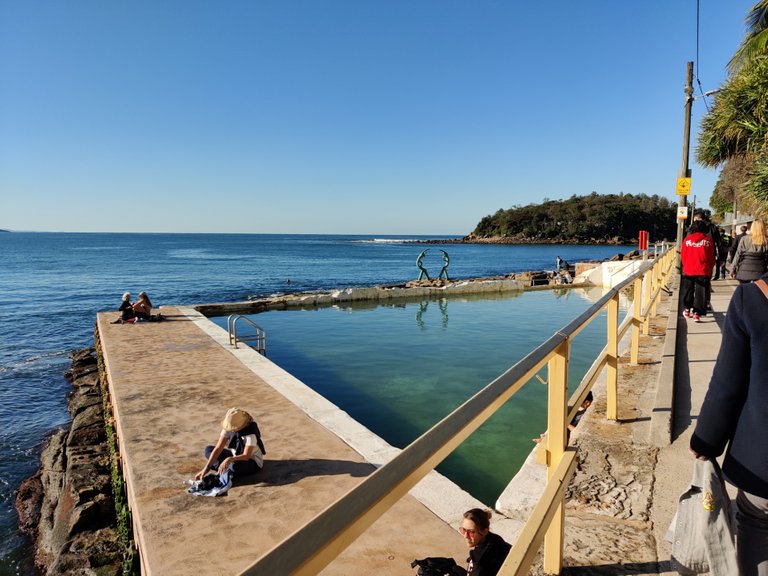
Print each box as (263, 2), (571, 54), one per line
(676, 177), (691, 195)
(677, 206), (689, 220)
(638, 230), (649, 251)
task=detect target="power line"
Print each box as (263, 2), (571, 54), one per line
(695, 0), (711, 112)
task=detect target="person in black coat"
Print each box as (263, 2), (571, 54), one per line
(690, 273), (768, 575)
(459, 508), (511, 576)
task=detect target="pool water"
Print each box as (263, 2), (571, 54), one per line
(212, 286), (625, 505)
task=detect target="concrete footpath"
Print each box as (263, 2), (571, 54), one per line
(651, 277), (738, 573)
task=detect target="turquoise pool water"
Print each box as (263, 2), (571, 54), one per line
(212, 287), (625, 505)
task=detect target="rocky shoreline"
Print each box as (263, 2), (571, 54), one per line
(413, 235), (632, 245)
(15, 348), (121, 576)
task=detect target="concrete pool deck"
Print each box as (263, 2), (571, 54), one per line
(96, 306), (485, 576)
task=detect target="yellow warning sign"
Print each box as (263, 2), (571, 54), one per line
(676, 177), (691, 195)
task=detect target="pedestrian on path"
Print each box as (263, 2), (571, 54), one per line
(728, 224), (749, 263)
(681, 220), (715, 322)
(731, 218), (768, 284)
(690, 272), (768, 576)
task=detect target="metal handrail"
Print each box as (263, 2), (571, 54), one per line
(239, 247), (676, 576)
(227, 314), (267, 356)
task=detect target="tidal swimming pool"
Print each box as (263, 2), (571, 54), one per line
(211, 287), (627, 505)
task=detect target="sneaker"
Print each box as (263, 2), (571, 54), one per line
(683, 309), (690, 318)
(693, 313), (701, 322)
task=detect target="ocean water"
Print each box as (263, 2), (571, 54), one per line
(0, 232), (629, 574)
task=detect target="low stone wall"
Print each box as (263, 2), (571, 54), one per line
(15, 349), (121, 576)
(194, 277), (526, 316)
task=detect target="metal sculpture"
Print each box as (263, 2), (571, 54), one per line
(416, 249), (450, 281)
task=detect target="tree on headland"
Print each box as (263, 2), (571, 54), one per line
(698, 1), (768, 219)
(471, 193), (677, 244)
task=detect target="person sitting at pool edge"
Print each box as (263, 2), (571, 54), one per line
(195, 407), (266, 481)
(459, 508), (511, 576)
(533, 391), (593, 445)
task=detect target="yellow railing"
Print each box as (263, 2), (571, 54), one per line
(239, 247), (676, 576)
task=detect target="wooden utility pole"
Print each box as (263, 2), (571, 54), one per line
(676, 62), (694, 269)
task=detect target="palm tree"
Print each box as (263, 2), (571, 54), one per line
(696, 2), (768, 217)
(729, 0), (768, 75)
(697, 56), (768, 167)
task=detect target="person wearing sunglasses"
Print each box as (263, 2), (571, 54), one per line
(459, 508), (511, 576)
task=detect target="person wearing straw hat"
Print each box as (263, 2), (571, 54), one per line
(194, 408), (266, 481)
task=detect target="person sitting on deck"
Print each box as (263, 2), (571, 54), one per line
(114, 292), (135, 323)
(458, 508), (511, 576)
(194, 408), (266, 481)
(132, 291), (153, 320)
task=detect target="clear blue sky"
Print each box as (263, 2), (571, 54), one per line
(0, 1), (756, 234)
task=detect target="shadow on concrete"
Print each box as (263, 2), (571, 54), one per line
(671, 315), (691, 444)
(563, 559), (671, 574)
(617, 416), (651, 424)
(238, 458), (375, 487)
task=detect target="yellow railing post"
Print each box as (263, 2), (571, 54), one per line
(631, 276), (642, 364)
(651, 260), (659, 318)
(543, 341), (569, 575)
(642, 269), (652, 335)
(606, 293), (619, 421)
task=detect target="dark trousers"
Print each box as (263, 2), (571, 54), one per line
(203, 445), (260, 477)
(713, 260), (727, 280)
(682, 275), (709, 315)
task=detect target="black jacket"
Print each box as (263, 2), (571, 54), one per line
(467, 532), (511, 576)
(228, 421), (266, 456)
(690, 275), (768, 498)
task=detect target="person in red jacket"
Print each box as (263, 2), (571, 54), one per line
(681, 220), (716, 322)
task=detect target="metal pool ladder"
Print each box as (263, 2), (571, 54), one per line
(227, 314), (267, 356)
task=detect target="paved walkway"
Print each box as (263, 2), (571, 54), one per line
(96, 307), (476, 576)
(651, 277), (738, 571)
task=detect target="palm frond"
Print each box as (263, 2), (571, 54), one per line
(728, 1), (768, 75)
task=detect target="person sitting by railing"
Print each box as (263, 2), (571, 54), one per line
(533, 391), (593, 445)
(458, 508), (511, 576)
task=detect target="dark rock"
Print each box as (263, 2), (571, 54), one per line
(16, 471), (43, 536)
(18, 347), (121, 575)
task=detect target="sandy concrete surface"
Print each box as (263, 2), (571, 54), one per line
(97, 308), (470, 576)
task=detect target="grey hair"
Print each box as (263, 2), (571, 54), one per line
(122, 292), (131, 301)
